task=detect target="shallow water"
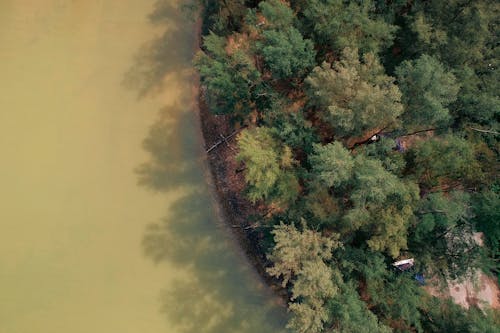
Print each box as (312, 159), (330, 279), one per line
(0, 1), (288, 332)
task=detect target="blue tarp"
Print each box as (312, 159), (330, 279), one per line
(414, 274), (425, 285)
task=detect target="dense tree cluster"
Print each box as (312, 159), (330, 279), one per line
(196, 0), (499, 332)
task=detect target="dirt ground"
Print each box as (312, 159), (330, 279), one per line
(447, 272), (500, 310)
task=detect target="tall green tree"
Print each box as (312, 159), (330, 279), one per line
(396, 54), (460, 131)
(195, 32), (261, 117)
(237, 127), (299, 205)
(408, 135), (482, 191)
(406, 0), (500, 125)
(409, 191), (482, 280)
(342, 154), (419, 258)
(257, 0), (295, 29)
(309, 141), (354, 188)
(327, 281), (392, 333)
(257, 27), (316, 80)
(300, 0), (397, 55)
(306, 48), (403, 138)
(267, 221), (341, 333)
(472, 188), (500, 282)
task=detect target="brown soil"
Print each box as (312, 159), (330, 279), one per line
(446, 272), (500, 310)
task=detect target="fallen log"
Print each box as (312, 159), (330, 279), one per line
(206, 128), (245, 153)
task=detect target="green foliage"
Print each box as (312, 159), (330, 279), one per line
(406, 0), (500, 125)
(262, 98), (319, 153)
(310, 142), (354, 187)
(408, 135), (482, 190)
(301, 0), (397, 55)
(328, 281), (392, 333)
(361, 137), (406, 175)
(306, 48), (403, 138)
(473, 189), (500, 254)
(338, 248), (423, 331)
(396, 54), (460, 130)
(343, 155), (419, 258)
(370, 274), (424, 332)
(408, 1), (498, 68)
(409, 191), (483, 280)
(420, 296), (500, 333)
(267, 221), (339, 286)
(195, 32), (260, 117)
(472, 188), (500, 282)
(257, 27), (316, 80)
(236, 127), (299, 205)
(200, 0), (247, 34)
(267, 222), (341, 333)
(258, 0), (295, 29)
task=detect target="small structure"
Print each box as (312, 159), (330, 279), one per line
(392, 258), (415, 271)
(392, 258), (425, 285)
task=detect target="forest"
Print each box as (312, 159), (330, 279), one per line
(194, 1), (500, 332)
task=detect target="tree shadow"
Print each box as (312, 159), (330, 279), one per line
(137, 100), (289, 332)
(128, 1), (289, 331)
(143, 191), (289, 333)
(135, 105), (203, 192)
(123, 0), (197, 98)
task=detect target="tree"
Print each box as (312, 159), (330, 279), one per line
(327, 281), (392, 333)
(408, 135), (482, 191)
(267, 221), (341, 333)
(236, 127), (299, 205)
(267, 221), (339, 286)
(409, 190), (482, 280)
(257, 27), (316, 80)
(361, 137), (406, 175)
(257, 0), (295, 29)
(343, 155), (419, 258)
(300, 0), (397, 55)
(306, 48), (403, 138)
(200, 0), (247, 34)
(195, 32), (261, 117)
(309, 141), (354, 188)
(472, 188), (500, 282)
(396, 54), (460, 130)
(420, 295), (500, 333)
(406, 0), (500, 126)
(264, 107), (318, 154)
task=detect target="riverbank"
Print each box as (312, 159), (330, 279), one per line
(197, 92), (288, 299)
(191, 11), (287, 303)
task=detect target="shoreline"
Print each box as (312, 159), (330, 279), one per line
(191, 13), (288, 302)
(197, 83), (288, 300)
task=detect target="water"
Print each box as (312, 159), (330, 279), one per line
(0, 1), (288, 332)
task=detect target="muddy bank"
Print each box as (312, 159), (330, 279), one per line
(197, 93), (288, 299)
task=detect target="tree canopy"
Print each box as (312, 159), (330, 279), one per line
(196, 0), (500, 331)
(396, 54), (460, 131)
(306, 48), (403, 138)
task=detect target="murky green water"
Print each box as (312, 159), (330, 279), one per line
(0, 1), (288, 332)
